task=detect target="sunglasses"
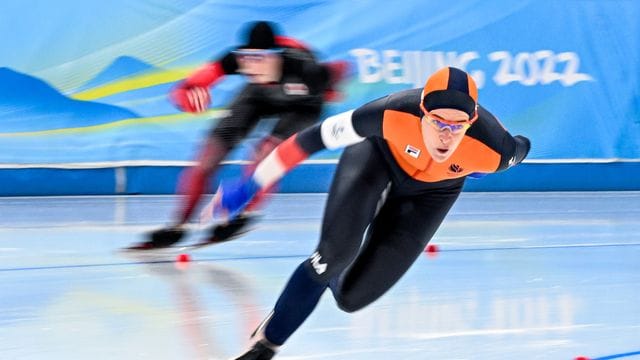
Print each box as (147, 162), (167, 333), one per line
(233, 49), (283, 62)
(424, 112), (476, 134)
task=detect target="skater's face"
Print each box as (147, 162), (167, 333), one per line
(235, 49), (283, 84)
(421, 108), (472, 163)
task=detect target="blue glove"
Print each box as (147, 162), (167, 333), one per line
(212, 177), (260, 220)
(467, 172), (487, 179)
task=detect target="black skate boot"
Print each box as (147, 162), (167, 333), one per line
(204, 212), (259, 245)
(125, 226), (186, 250)
(234, 341), (276, 360)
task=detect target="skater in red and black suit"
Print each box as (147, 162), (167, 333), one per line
(129, 21), (349, 249)
(212, 67), (531, 359)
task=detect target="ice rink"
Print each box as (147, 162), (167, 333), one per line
(1, 192), (639, 360)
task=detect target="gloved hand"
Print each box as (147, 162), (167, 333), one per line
(514, 135), (531, 162)
(170, 86), (211, 113)
(212, 177), (260, 221)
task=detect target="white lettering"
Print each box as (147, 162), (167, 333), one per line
(350, 48), (483, 88)
(349, 49), (592, 88)
(310, 251), (327, 275)
(382, 50), (404, 84)
(349, 48), (382, 83)
(555, 52), (594, 86)
(489, 50), (594, 87)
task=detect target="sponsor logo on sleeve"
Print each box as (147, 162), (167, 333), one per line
(331, 123), (345, 140)
(310, 251), (327, 274)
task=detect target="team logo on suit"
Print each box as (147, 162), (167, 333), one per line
(448, 163), (464, 173)
(404, 144), (421, 159)
(283, 83), (309, 95)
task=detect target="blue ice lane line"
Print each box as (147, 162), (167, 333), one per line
(594, 350), (640, 360)
(0, 254), (308, 272)
(441, 242), (640, 252)
(2, 242), (640, 272)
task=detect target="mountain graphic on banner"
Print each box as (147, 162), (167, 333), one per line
(75, 56), (158, 92)
(0, 67), (139, 133)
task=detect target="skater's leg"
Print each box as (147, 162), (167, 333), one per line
(331, 184), (462, 312)
(241, 140), (390, 353)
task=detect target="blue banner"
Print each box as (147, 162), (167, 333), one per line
(1, 0), (639, 164)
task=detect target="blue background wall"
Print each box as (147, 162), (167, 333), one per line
(1, 1), (639, 195)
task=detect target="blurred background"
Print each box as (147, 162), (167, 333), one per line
(2, 3), (640, 360)
(1, 0), (639, 195)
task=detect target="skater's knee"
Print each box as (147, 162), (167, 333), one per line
(334, 294), (367, 313)
(331, 282), (374, 313)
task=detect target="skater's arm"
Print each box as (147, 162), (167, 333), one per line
(170, 52), (238, 113)
(252, 94), (390, 190)
(213, 98), (387, 218)
(254, 110), (361, 188)
(251, 95), (387, 189)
